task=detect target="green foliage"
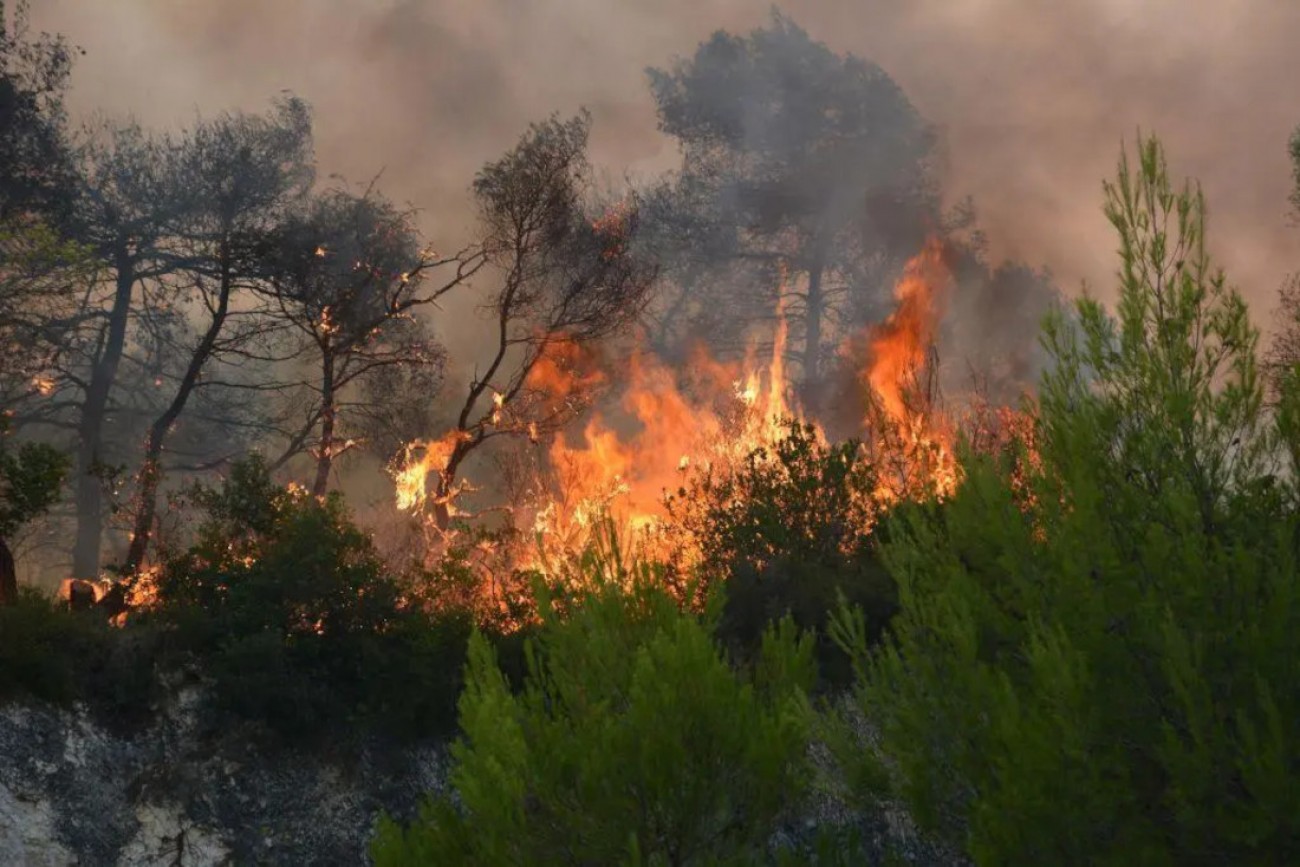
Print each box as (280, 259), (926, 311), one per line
(0, 439), (69, 537)
(0, 590), (158, 724)
(372, 561), (815, 866)
(833, 136), (1300, 864)
(666, 421), (895, 684)
(149, 456), (470, 740)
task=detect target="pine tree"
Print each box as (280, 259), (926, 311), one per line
(832, 136), (1300, 865)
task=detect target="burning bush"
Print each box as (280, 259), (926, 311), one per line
(663, 419), (896, 683)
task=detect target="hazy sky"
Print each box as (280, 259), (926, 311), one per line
(32, 0), (1300, 318)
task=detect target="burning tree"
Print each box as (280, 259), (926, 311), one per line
(645, 11), (939, 383)
(396, 111), (657, 532)
(261, 186), (485, 496)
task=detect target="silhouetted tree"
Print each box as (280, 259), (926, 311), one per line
(57, 120), (185, 578)
(0, 433), (67, 604)
(123, 96), (314, 571)
(646, 11), (938, 381)
(0, 1), (76, 223)
(264, 186), (484, 496)
(421, 111), (657, 529)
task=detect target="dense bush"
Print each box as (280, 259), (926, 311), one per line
(666, 420), (896, 683)
(372, 557), (816, 866)
(833, 138), (1300, 864)
(0, 590), (159, 724)
(0, 437), (69, 605)
(145, 456), (472, 741)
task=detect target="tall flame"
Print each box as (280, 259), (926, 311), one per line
(392, 237), (960, 587)
(860, 236), (958, 501)
(866, 237), (947, 424)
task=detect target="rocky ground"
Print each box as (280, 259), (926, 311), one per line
(0, 689), (963, 866)
(0, 690), (447, 865)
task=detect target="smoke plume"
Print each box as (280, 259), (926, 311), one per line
(32, 0), (1300, 316)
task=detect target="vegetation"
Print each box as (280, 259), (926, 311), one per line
(3, 6), (1300, 865)
(665, 420), (895, 683)
(1, 457), (477, 740)
(372, 562), (816, 866)
(0, 436), (67, 604)
(831, 137), (1300, 864)
(140, 457), (474, 740)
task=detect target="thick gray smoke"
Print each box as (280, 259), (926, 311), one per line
(32, 0), (1300, 314)
(11, 0), (1300, 587)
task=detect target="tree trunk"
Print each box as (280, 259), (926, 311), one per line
(311, 352), (336, 498)
(72, 254), (135, 579)
(0, 537), (17, 606)
(804, 257), (825, 383)
(125, 258), (234, 572)
(431, 439), (472, 531)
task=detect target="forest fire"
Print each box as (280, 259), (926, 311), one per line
(860, 236), (959, 502)
(527, 303), (811, 568)
(392, 238), (958, 577)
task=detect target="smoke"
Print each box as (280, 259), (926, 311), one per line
(32, 0), (1300, 317)
(14, 0), (1298, 585)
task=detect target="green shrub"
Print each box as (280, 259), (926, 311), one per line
(372, 556), (816, 866)
(666, 420), (895, 683)
(0, 590), (106, 704)
(0, 438), (69, 605)
(0, 590), (158, 724)
(148, 456), (471, 741)
(832, 137), (1300, 864)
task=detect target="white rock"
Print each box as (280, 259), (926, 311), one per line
(116, 802), (231, 867)
(0, 784), (76, 867)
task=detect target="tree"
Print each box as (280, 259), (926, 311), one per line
(1264, 277), (1300, 399)
(663, 420), (895, 681)
(646, 11), (937, 382)
(372, 551), (815, 865)
(0, 1), (76, 222)
(832, 137), (1300, 864)
(0, 435), (67, 604)
(122, 96), (314, 571)
(0, 216), (95, 415)
(1263, 125), (1300, 395)
(408, 111), (657, 530)
(262, 186), (483, 496)
(143, 455), (472, 739)
(55, 119), (184, 578)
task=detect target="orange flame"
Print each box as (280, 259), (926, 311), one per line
(392, 237), (962, 592)
(860, 237), (959, 502)
(866, 237), (947, 423)
(392, 429), (472, 513)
